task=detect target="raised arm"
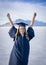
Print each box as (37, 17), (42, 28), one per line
(7, 13), (17, 41)
(7, 13), (14, 26)
(30, 12), (37, 27)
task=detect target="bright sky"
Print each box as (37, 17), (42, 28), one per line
(0, 0), (46, 25)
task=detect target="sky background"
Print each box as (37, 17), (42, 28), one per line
(0, 0), (46, 25)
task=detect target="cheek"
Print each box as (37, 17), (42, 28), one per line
(19, 29), (25, 33)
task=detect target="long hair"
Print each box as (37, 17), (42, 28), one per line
(15, 26), (29, 40)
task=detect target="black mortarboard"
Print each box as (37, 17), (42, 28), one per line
(15, 22), (28, 26)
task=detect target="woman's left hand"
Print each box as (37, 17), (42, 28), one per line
(30, 12), (37, 27)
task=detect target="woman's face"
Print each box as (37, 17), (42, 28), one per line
(19, 26), (26, 35)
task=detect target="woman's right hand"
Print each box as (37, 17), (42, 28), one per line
(7, 13), (10, 18)
(7, 13), (14, 26)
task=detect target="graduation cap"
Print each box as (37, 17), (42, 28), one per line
(15, 22), (28, 27)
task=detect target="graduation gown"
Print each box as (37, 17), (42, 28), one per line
(8, 26), (35, 65)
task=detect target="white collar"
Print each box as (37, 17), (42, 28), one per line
(21, 34), (24, 38)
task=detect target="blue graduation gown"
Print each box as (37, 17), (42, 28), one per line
(8, 26), (35, 65)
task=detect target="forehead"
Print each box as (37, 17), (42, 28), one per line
(19, 26), (26, 28)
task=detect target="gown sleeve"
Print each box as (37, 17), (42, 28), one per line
(27, 27), (35, 41)
(8, 26), (17, 38)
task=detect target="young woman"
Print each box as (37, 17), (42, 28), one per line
(7, 13), (36, 65)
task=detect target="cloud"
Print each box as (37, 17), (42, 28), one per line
(0, 0), (46, 3)
(0, 0), (46, 7)
(0, 2), (46, 24)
